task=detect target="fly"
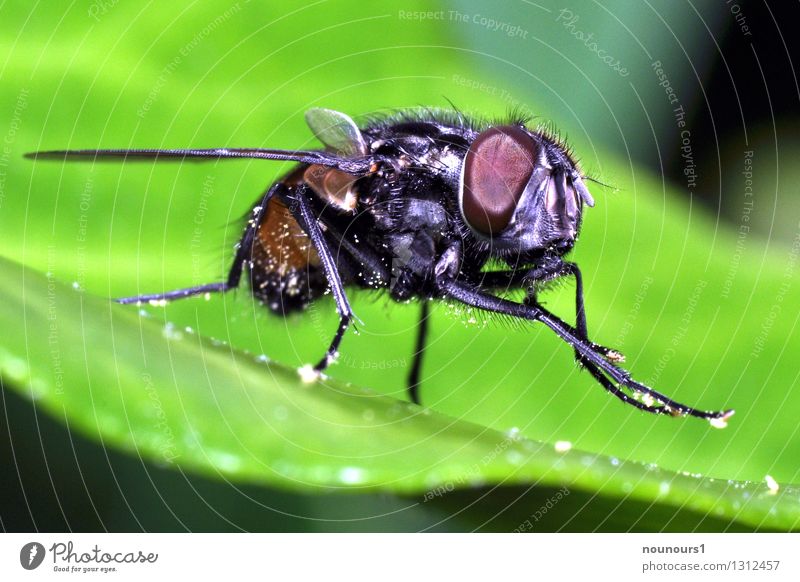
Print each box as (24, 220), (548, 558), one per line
(27, 107), (734, 426)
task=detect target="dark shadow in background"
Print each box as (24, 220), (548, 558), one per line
(2, 387), (761, 532)
(674, 2), (799, 239)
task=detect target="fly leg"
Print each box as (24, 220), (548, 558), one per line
(115, 184), (277, 304)
(289, 186), (355, 375)
(478, 260), (623, 363)
(407, 301), (430, 405)
(437, 275), (733, 422)
(524, 260), (624, 364)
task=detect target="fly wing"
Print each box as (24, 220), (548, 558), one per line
(305, 108), (367, 157)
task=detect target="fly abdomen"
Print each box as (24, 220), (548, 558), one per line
(248, 197), (326, 314)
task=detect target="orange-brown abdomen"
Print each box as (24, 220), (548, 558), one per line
(249, 196), (324, 313)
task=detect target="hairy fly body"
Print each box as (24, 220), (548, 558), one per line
(28, 107), (734, 425)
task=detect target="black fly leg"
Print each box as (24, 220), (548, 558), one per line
(438, 277), (733, 422)
(525, 261), (624, 364)
(407, 301), (430, 404)
(116, 283), (231, 304)
(480, 261), (623, 363)
(290, 186), (355, 375)
(116, 184), (277, 305)
(560, 262), (623, 363)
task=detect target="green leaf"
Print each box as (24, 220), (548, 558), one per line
(4, 0), (800, 532)
(1, 256), (798, 530)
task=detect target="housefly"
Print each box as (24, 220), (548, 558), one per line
(28, 107), (734, 425)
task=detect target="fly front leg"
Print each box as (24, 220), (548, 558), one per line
(435, 275), (733, 422)
(478, 257), (624, 363)
(524, 260), (624, 364)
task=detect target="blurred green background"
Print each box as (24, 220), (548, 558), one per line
(1, 0), (799, 531)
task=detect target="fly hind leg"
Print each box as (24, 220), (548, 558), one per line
(115, 184), (277, 305)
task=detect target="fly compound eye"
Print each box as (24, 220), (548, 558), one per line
(460, 125), (539, 235)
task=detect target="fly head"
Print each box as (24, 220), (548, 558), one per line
(457, 124), (595, 263)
